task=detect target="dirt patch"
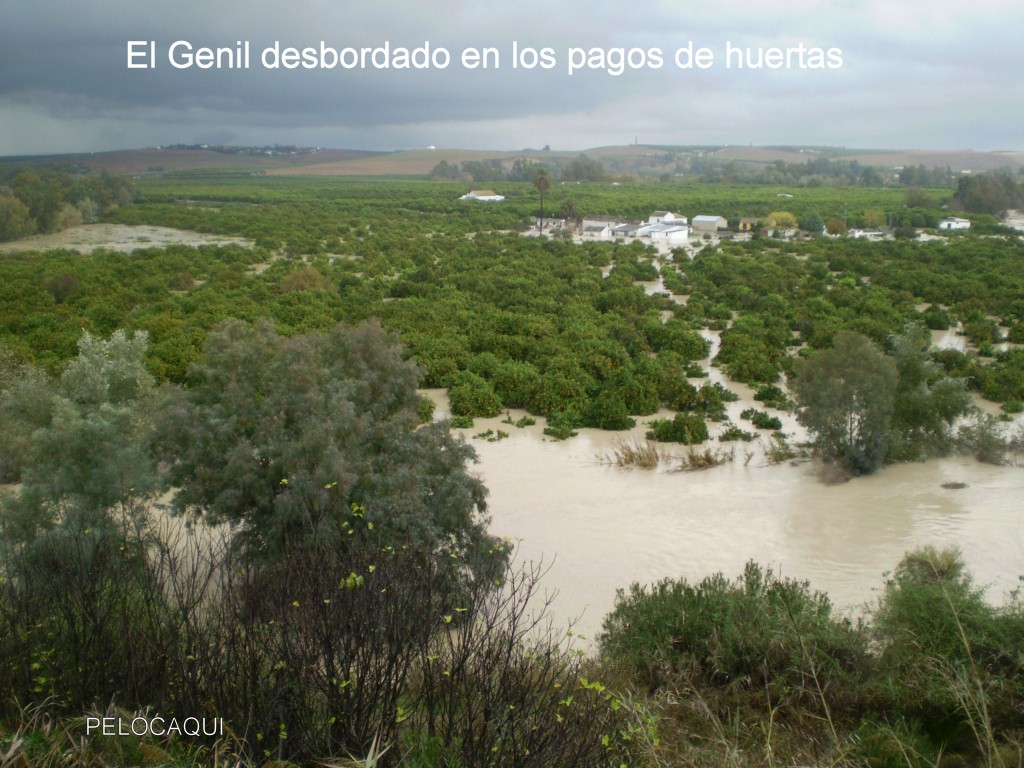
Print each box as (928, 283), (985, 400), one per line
(0, 224), (253, 254)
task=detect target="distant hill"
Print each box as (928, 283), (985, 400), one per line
(1, 144), (1020, 177)
(0, 147), (382, 175)
(690, 145), (1022, 173)
(268, 148), (572, 176)
(273, 144), (1024, 177)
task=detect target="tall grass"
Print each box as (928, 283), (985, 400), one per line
(599, 438), (734, 471)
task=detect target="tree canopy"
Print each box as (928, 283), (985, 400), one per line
(156, 319), (502, 575)
(791, 330), (899, 475)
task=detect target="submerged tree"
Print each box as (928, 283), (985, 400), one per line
(887, 324), (972, 461)
(791, 331), (899, 475)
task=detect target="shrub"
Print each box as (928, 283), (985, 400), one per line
(873, 546), (1024, 742)
(279, 266), (334, 293)
(543, 410), (579, 440)
(645, 413), (708, 444)
(417, 395), (436, 423)
(587, 388), (636, 430)
(740, 407), (784, 430)
(718, 423), (756, 442)
(753, 383), (792, 410)
(447, 370), (503, 418)
(599, 562), (871, 719)
(491, 359), (541, 409)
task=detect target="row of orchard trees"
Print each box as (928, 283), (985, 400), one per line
(0, 168), (136, 241)
(0, 323), (639, 766)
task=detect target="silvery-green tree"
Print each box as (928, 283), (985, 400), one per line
(2, 329), (159, 538)
(157, 319), (503, 578)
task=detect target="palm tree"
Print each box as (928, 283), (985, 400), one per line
(533, 169), (551, 231)
(559, 198), (580, 229)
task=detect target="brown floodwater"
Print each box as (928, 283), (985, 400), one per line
(425, 390), (1024, 647)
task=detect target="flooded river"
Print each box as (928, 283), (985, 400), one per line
(10, 224), (1022, 647)
(426, 391), (1024, 645)
(423, 252), (1024, 645)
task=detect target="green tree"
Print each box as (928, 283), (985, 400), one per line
(156, 319), (503, 576)
(791, 331), (899, 475)
(800, 211), (824, 234)
(559, 198), (580, 223)
(12, 170), (66, 234)
(887, 324), (971, 461)
(2, 329), (158, 533)
(429, 159), (460, 179)
(765, 211), (798, 230)
(0, 195), (33, 241)
(825, 217), (848, 236)
(0, 353), (56, 482)
(448, 369), (503, 417)
(533, 168), (551, 230)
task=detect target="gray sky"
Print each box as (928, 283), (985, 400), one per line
(1, 0), (1021, 155)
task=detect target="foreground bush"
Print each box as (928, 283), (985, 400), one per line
(599, 561), (872, 722)
(874, 546), (1024, 749)
(0, 324), (637, 766)
(598, 550), (1024, 767)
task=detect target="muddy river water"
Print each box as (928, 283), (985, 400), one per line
(427, 392), (1024, 646)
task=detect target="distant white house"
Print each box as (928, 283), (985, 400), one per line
(648, 223), (690, 244)
(611, 222), (639, 237)
(692, 215), (728, 232)
(938, 217), (971, 230)
(459, 190), (505, 202)
(848, 228), (886, 241)
(581, 216), (620, 239)
(648, 211), (685, 225)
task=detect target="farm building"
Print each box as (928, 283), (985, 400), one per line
(582, 216), (620, 239)
(459, 190), (505, 202)
(692, 215), (728, 232)
(648, 211), (685, 225)
(938, 217), (971, 230)
(648, 223), (690, 244)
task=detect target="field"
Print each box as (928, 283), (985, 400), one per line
(3, 173), (1023, 412)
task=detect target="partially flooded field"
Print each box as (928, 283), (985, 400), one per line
(0, 223), (253, 254)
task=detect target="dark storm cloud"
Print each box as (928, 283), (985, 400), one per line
(1, 0), (1021, 153)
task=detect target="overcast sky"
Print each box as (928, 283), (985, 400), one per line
(1, 0), (1021, 155)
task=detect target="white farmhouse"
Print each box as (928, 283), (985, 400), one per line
(648, 210), (685, 225)
(581, 216), (620, 239)
(648, 223), (690, 244)
(848, 228), (886, 241)
(938, 217), (971, 230)
(459, 190), (505, 202)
